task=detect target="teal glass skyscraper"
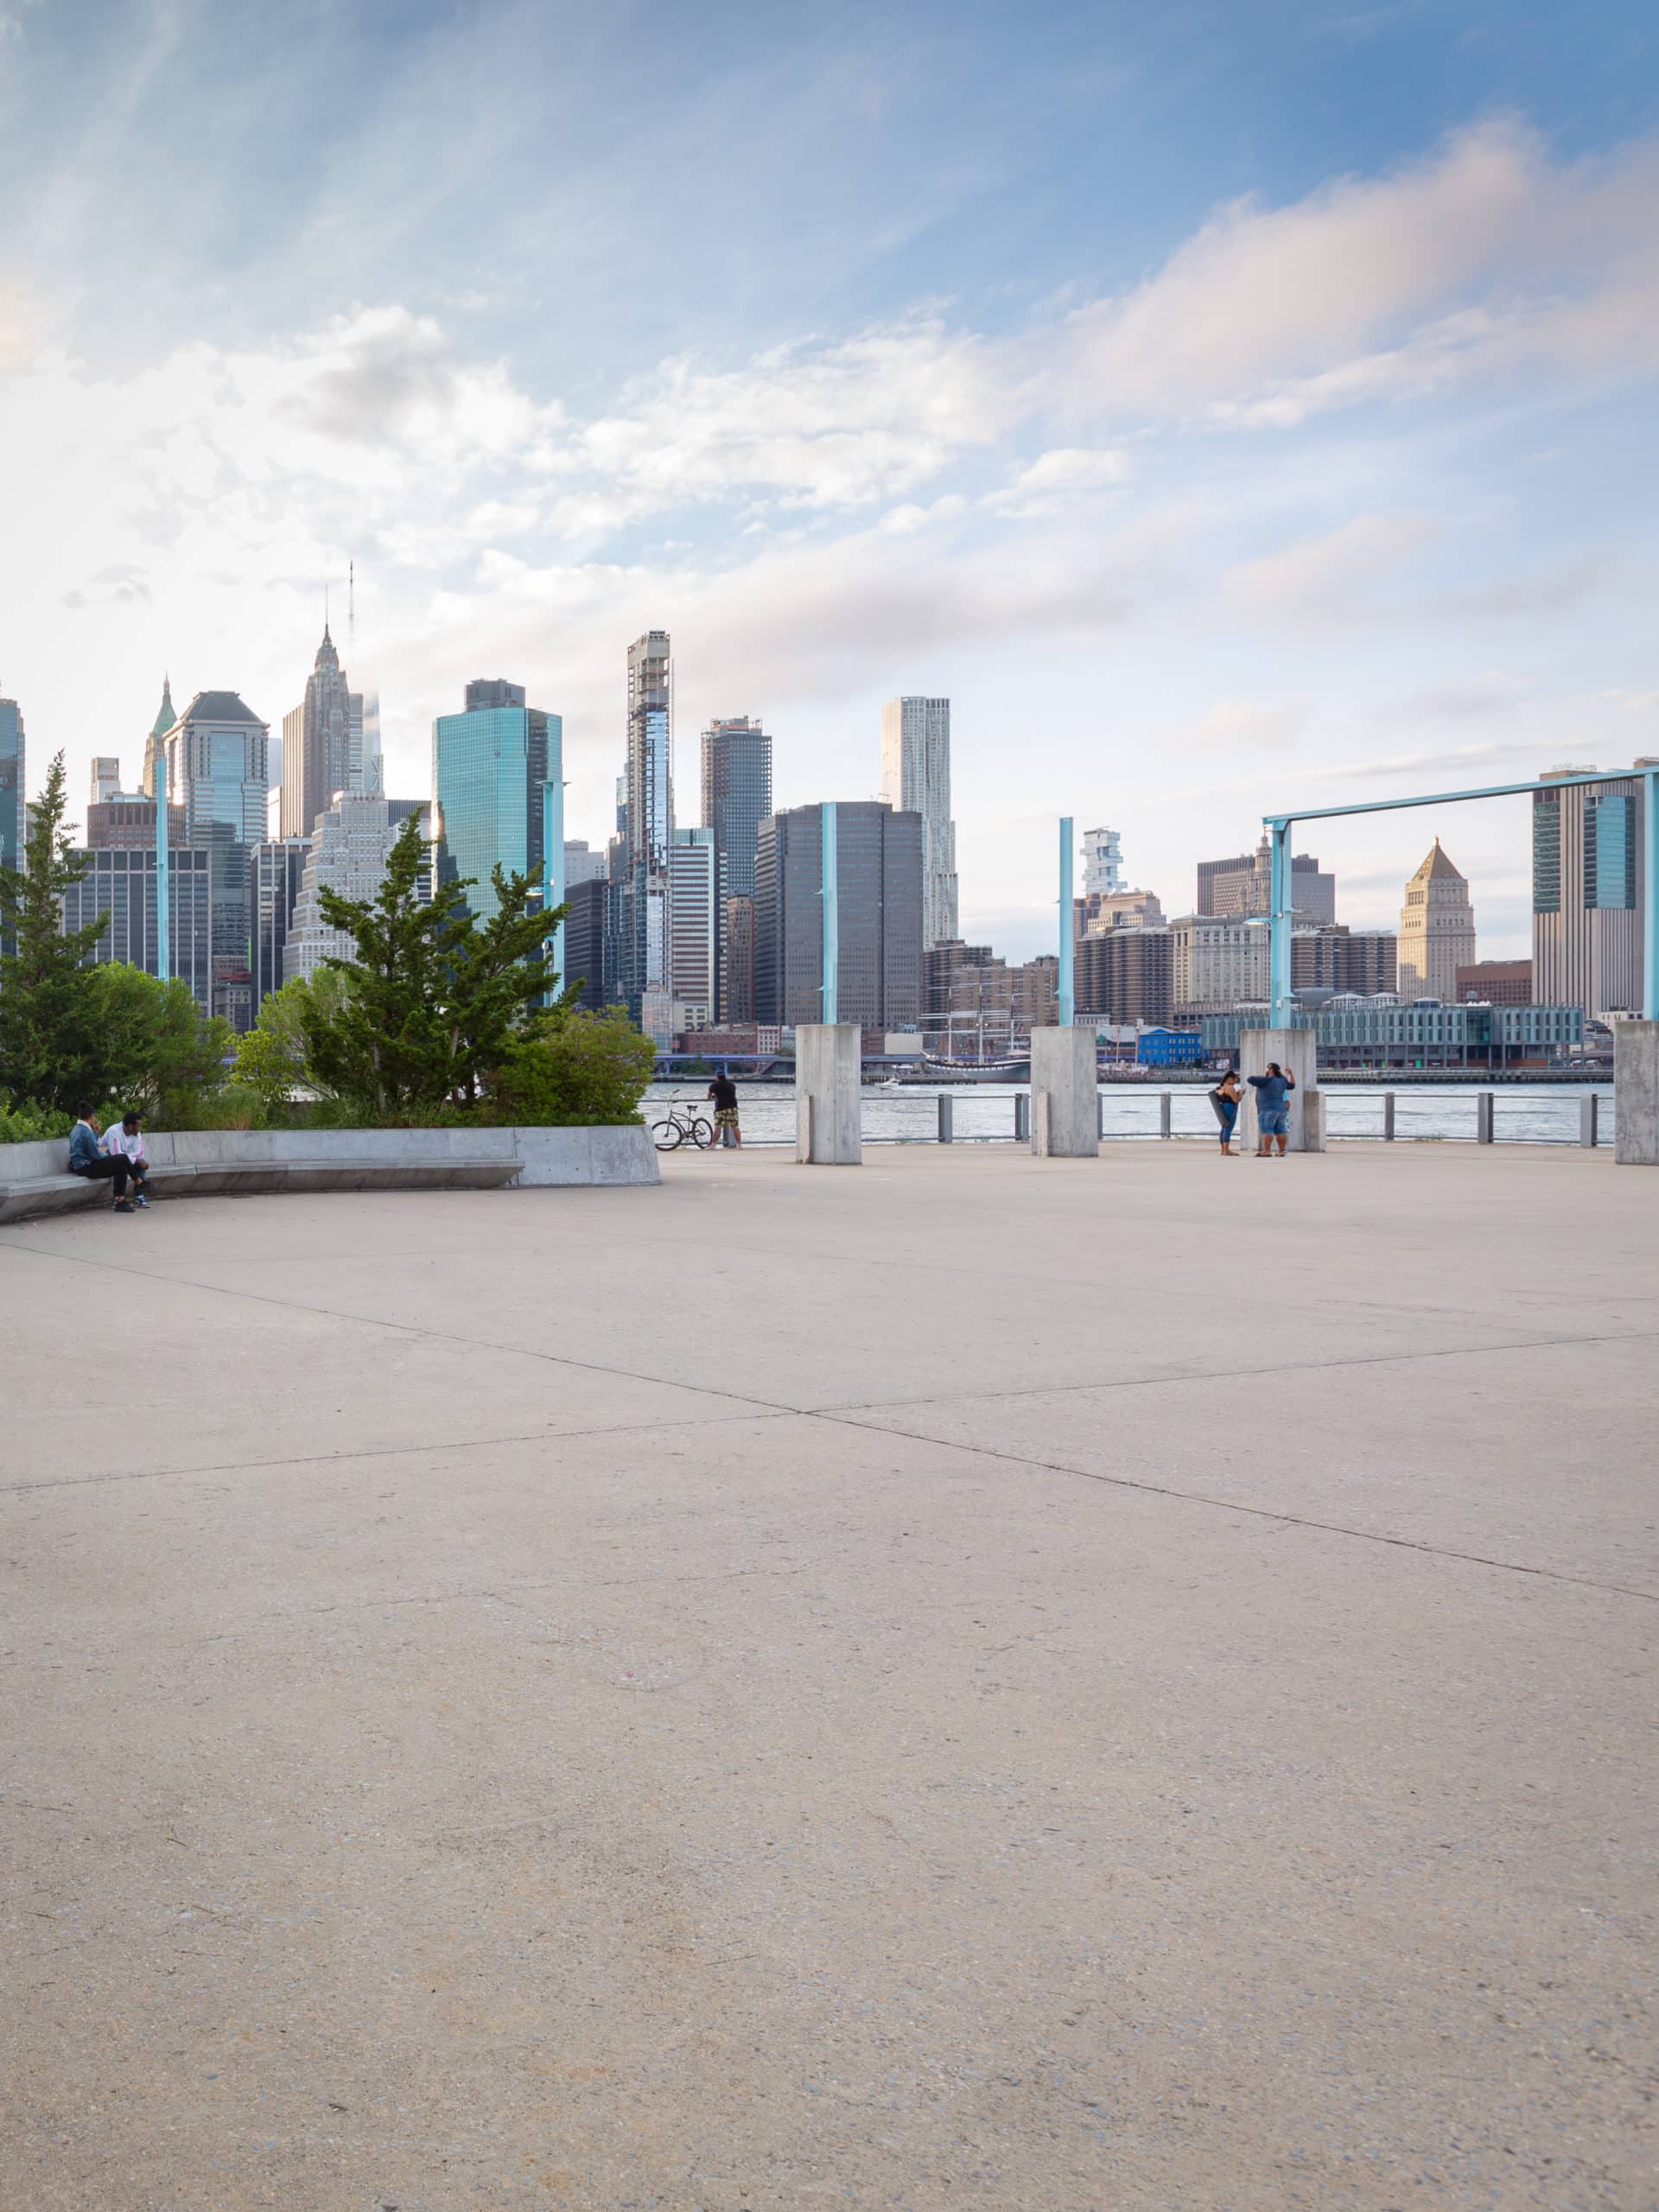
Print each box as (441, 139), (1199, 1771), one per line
(0, 694), (23, 874)
(432, 680), (562, 922)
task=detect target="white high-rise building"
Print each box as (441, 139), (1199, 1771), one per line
(1170, 915), (1270, 1015)
(564, 840), (607, 888)
(286, 791), (427, 982)
(1083, 826), (1123, 896)
(881, 696), (957, 950)
(626, 630), (674, 1040)
(669, 826), (715, 1030)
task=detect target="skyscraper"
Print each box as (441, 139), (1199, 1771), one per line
(723, 896), (756, 1024)
(281, 626), (359, 840)
(252, 837), (311, 1003)
(880, 696), (957, 949)
(60, 840), (214, 1013)
(1197, 838), (1336, 925)
(563, 840), (607, 888)
(158, 690), (270, 844)
(0, 694), (23, 877)
(142, 677), (175, 801)
(1082, 826), (1124, 897)
(669, 826), (715, 1028)
(286, 793), (429, 982)
(1531, 765), (1649, 1016)
(753, 800), (923, 1032)
(1397, 840), (1476, 1001)
(625, 631), (673, 1039)
(700, 715), (772, 1016)
(431, 682), (560, 923)
(90, 758), (123, 806)
(563, 877), (613, 1011)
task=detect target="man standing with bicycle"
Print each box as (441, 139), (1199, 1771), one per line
(707, 1070), (742, 1149)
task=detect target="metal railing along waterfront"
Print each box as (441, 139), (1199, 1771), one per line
(647, 1084), (1617, 1152)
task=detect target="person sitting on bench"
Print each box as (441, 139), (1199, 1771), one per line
(67, 1107), (134, 1211)
(102, 1109), (152, 1209)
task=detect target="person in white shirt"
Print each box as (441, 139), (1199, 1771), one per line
(102, 1110), (152, 1208)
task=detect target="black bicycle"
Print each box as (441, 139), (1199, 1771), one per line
(650, 1098), (715, 1151)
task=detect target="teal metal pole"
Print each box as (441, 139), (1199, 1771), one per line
(155, 766), (170, 983)
(822, 801), (838, 1024)
(1645, 767), (1658, 1021)
(1268, 818), (1290, 1026)
(542, 777), (565, 987)
(1058, 815), (1074, 1027)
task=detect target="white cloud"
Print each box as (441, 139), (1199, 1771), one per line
(1217, 514), (1433, 631)
(569, 321), (1019, 515)
(1055, 121), (1659, 425)
(985, 446), (1130, 516)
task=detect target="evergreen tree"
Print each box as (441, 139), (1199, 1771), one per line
(0, 753), (108, 1113)
(299, 814), (567, 1122)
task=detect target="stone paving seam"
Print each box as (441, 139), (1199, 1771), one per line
(808, 1325), (1659, 1414)
(811, 1407), (1659, 1605)
(0, 1407), (800, 1498)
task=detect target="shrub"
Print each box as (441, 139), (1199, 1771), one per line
(0, 1094), (73, 1144)
(477, 1007), (657, 1128)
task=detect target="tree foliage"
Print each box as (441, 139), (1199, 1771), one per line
(232, 969), (349, 1117)
(0, 752), (233, 1122)
(476, 1007), (658, 1128)
(0, 753), (107, 1113)
(299, 815), (568, 1122)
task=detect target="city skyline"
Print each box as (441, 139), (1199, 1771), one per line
(2, 3), (1655, 961)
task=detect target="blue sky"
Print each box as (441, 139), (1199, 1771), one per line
(3, 0), (1656, 953)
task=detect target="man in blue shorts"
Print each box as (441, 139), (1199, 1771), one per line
(1248, 1061), (1296, 1157)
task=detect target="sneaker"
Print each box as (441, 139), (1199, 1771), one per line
(133, 1194), (151, 1209)
(112, 1199), (135, 1213)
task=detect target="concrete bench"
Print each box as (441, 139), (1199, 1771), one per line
(0, 1124), (658, 1227)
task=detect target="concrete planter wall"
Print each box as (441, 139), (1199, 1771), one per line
(0, 1122), (658, 1225)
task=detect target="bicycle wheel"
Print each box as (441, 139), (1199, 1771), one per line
(688, 1117), (715, 1150)
(650, 1119), (683, 1151)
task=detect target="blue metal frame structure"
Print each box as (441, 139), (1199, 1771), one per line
(821, 800), (839, 1025)
(542, 777), (565, 988)
(1263, 767), (1659, 1027)
(1057, 816), (1074, 1027)
(155, 768), (170, 984)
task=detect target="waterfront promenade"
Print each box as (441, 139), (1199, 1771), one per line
(1, 1144), (1654, 2209)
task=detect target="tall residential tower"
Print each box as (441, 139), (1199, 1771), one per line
(881, 696), (957, 950)
(625, 631), (674, 1039)
(1531, 765), (1650, 1017)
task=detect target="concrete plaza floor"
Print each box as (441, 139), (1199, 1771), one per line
(1, 1141), (1655, 2210)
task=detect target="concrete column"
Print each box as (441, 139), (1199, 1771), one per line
(1030, 1027), (1098, 1158)
(1303, 1091), (1327, 1153)
(1238, 1027), (1319, 1152)
(1614, 1020), (1659, 1165)
(795, 1024), (861, 1165)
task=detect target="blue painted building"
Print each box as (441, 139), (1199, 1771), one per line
(1137, 1027), (1205, 1067)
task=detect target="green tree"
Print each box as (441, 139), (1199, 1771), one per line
(299, 815), (568, 1122)
(0, 753), (107, 1113)
(232, 969), (349, 1118)
(86, 963), (234, 1121)
(479, 1006), (658, 1127)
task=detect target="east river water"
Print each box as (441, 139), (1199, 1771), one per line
(647, 1080), (1617, 1148)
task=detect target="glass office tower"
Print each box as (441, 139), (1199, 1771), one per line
(700, 715), (772, 1019)
(432, 684), (561, 923)
(0, 695), (22, 872)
